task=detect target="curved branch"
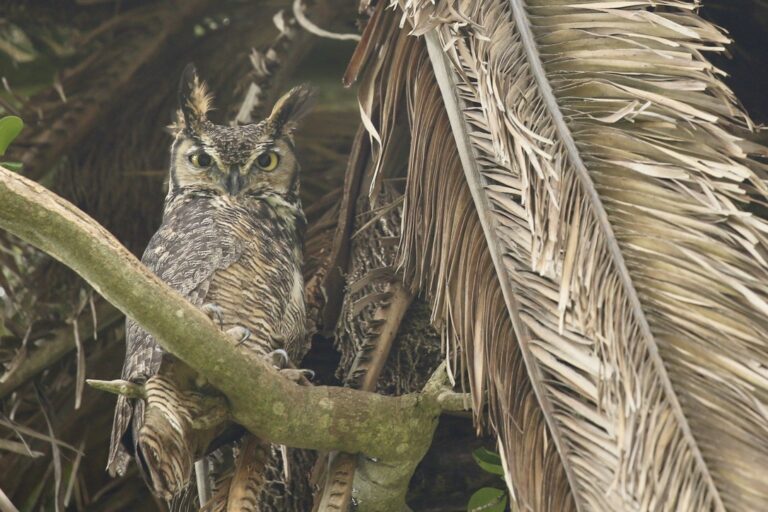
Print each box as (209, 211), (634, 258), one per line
(0, 165), (442, 465)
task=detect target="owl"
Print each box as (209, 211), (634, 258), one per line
(107, 65), (313, 509)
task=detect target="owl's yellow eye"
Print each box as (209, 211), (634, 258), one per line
(189, 152), (212, 168)
(255, 151), (279, 172)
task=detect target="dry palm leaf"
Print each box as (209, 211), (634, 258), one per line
(353, 17), (574, 510)
(380, 0), (768, 510)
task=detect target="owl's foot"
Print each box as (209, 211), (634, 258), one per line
(265, 349), (313, 383)
(225, 326), (251, 346)
(205, 306), (251, 346)
(266, 348), (290, 369)
(202, 303), (224, 327)
(279, 368), (315, 384)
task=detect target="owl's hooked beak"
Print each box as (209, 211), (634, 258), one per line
(225, 166), (244, 196)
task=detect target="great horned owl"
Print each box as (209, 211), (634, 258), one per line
(107, 65), (312, 508)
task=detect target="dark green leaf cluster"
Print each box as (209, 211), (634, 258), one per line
(0, 116), (23, 171)
(468, 448), (509, 511)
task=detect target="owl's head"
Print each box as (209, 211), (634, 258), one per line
(169, 65), (314, 202)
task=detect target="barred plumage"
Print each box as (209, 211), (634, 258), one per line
(108, 65), (313, 509)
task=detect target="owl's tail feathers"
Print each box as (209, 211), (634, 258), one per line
(107, 394), (138, 477)
(137, 376), (197, 499)
(138, 374), (229, 501)
(201, 435), (271, 512)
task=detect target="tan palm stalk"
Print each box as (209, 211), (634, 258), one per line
(360, 0), (768, 510)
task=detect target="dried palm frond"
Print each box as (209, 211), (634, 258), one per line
(386, 0), (768, 510)
(350, 16), (575, 510)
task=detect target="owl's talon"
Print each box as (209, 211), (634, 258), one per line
(271, 334), (286, 345)
(267, 349), (290, 369)
(279, 368), (314, 384)
(202, 303), (225, 328)
(226, 326), (251, 345)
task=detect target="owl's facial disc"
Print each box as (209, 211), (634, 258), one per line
(171, 133), (299, 200)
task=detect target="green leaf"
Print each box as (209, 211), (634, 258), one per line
(473, 447), (505, 476)
(1, 161), (23, 172)
(0, 116), (24, 156)
(468, 487), (508, 512)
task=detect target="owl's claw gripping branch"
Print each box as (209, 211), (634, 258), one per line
(225, 325), (252, 345)
(0, 165), (461, 511)
(266, 348), (290, 368)
(202, 303), (225, 328)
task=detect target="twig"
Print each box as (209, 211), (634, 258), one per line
(34, 383), (63, 512)
(0, 438), (44, 458)
(0, 418), (84, 455)
(292, 0), (361, 41)
(85, 379), (146, 399)
(89, 293), (98, 340)
(86, 378), (230, 430)
(194, 459), (211, 508)
(72, 318), (85, 409)
(63, 438), (86, 507)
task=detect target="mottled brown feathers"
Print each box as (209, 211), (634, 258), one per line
(174, 66), (313, 140)
(178, 63), (214, 133)
(267, 84), (315, 136)
(109, 70), (310, 509)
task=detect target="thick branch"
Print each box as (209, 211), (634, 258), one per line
(0, 166), (442, 464)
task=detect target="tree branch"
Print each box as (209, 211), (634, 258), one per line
(85, 379), (146, 400)
(0, 166), (450, 508)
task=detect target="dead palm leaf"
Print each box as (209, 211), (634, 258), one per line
(351, 17), (574, 510)
(359, 0), (768, 510)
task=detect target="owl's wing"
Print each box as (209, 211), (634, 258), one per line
(108, 200), (245, 476)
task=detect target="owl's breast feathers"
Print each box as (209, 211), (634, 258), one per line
(108, 190), (306, 476)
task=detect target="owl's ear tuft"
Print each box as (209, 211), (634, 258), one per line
(178, 63), (213, 133)
(267, 84), (315, 136)
(166, 109), (185, 135)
